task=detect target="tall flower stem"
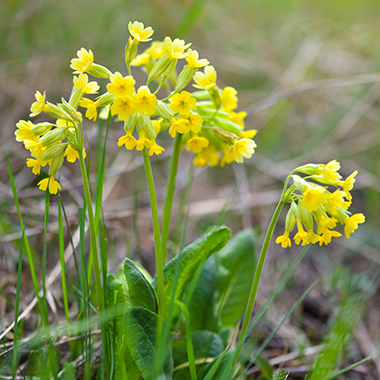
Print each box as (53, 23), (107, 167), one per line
(232, 198), (285, 367)
(161, 133), (182, 265)
(78, 151), (109, 376)
(142, 148), (166, 321)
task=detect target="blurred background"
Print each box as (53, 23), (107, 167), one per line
(1, 0), (380, 377)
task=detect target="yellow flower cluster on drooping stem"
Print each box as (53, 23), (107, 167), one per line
(276, 160), (365, 248)
(15, 20), (258, 194)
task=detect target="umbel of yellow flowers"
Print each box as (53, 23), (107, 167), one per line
(276, 160), (365, 247)
(15, 21), (257, 194)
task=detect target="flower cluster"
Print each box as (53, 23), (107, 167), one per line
(276, 161), (365, 248)
(15, 20), (258, 194)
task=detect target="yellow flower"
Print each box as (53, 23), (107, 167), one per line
(134, 86), (157, 115)
(239, 129), (257, 139)
(56, 119), (76, 127)
(301, 187), (327, 212)
(193, 66), (217, 90)
(152, 120), (162, 136)
(316, 215), (337, 235)
(15, 120), (38, 142)
(343, 213), (365, 238)
(169, 91), (196, 115)
(326, 190), (346, 215)
(185, 49), (209, 68)
(186, 136), (209, 154)
(73, 73), (99, 94)
(37, 175), (61, 195)
(179, 113), (203, 133)
(198, 145), (220, 167)
(233, 138), (257, 163)
(168, 118), (190, 137)
(30, 91), (49, 117)
(26, 158), (46, 175)
(107, 72), (136, 97)
(220, 147), (235, 167)
(23, 140), (44, 158)
(64, 145), (86, 163)
(319, 230), (341, 246)
(228, 111), (246, 128)
(135, 131), (152, 150)
(131, 52), (151, 67)
(117, 133), (137, 150)
(146, 41), (167, 60)
(165, 37), (191, 59)
(148, 142), (165, 156)
(128, 21), (154, 42)
(293, 220), (309, 245)
(79, 98), (98, 121)
(276, 231), (292, 248)
(340, 170), (358, 201)
(70, 48), (94, 73)
(221, 87), (238, 112)
(111, 96), (136, 120)
(316, 160), (342, 184)
(193, 155), (207, 167)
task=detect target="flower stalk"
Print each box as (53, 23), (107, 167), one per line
(161, 133), (182, 264)
(142, 147), (166, 321)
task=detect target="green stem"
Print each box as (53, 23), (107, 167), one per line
(142, 148), (166, 321)
(161, 133), (182, 265)
(232, 198), (285, 367)
(78, 151), (109, 377)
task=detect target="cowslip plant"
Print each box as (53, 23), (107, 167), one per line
(10, 20), (367, 380)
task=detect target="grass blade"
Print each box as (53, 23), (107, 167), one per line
(12, 211), (29, 378)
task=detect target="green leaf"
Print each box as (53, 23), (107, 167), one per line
(124, 306), (162, 380)
(106, 274), (136, 380)
(173, 330), (225, 380)
(217, 229), (257, 327)
(187, 256), (217, 331)
(124, 258), (158, 313)
(152, 227), (231, 325)
(256, 355), (274, 379)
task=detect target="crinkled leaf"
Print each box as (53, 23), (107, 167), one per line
(124, 306), (161, 379)
(186, 256), (217, 331)
(151, 227), (231, 326)
(124, 257), (157, 313)
(173, 330), (224, 380)
(217, 229), (257, 327)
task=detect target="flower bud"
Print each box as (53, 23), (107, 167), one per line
(135, 113), (155, 139)
(45, 102), (72, 121)
(175, 64), (194, 92)
(31, 122), (55, 136)
(95, 92), (115, 108)
(60, 98), (82, 123)
(147, 53), (171, 84)
(42, 143), (67, 161)
(296, 164), (320, 175)
(69, 87), (83, 109)
(298, 204), (314, 231)
(39, 128), (67, 147)
(214, 116), (242, 135)
(285, 206), (296, 232)
(160, 59), (177, 85)
(125, 37), (138, 67)
(156, 101), (174, 120)
(141, 114), (156, 140)
(290, 201), (300, 220)
(87, 63), (112, 79)
(292, 175), (309, 193)
(208, 86), (221, 109)
(49, 155), (65, 177)
(124, 114), (136, 133)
